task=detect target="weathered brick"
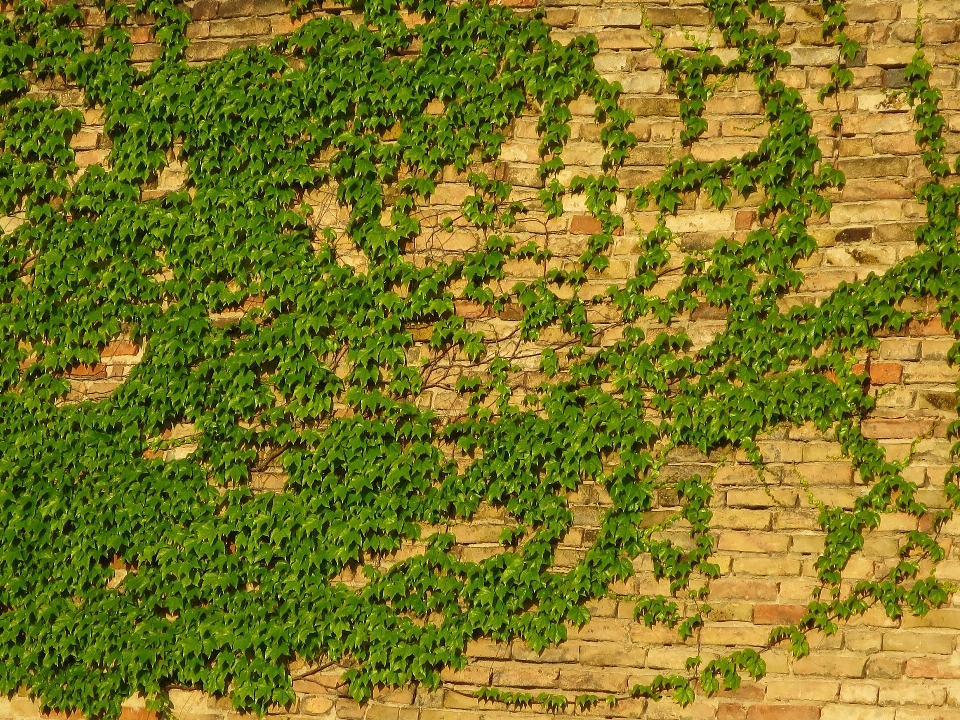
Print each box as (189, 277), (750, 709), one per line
(861, 418), (936, 439)
(185, 41), (231, 61)
(835, 226), (873, 243)
(859, 655), (901, 681)
(190, 0), (219, 20)
(579, 641), (644, 667)
(714, 464), (766, 486)
(217, 0), (287, 16)
(490, 667), (559, 688)
(594, 30), (652, 50)
(728, 488), (798, 509)
(577, 8), (646, 26)
(558, 668), (630, 693)
(644, 7), (712, 25)
(877, 680), (946, 705)
(837, 156), (910, 177)
(880, 339), (920, 360)
(622, 97), (681, 117)
(921, 339), (955, 361)
(839, 681), (879, 704)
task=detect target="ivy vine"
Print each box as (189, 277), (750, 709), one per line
(0, 0), (958, 717)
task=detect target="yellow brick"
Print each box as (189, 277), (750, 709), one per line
(821, 705), (895, 720)
(718, 531), (791, 553)
(883, 631), (955, 654)
(733, 556), (803, 576)
(794, 653), (868, 678)
(766, 679), (840, 702)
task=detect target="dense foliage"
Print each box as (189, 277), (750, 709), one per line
(0, 0), (958, 716)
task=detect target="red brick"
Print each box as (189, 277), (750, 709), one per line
(68, 363), (106, 379)
(747, 705), (820, 720)
(454, 301), (490, 319)
(753, 604), (807, 625)
(569, 215), (603, 234)
(720, 682), (765, 701)
(719, 702), (748, 720)
(497, 303), (523, 321)
(736, 210), (756, 230)
(119, 710), (159, 720)
(129, 26), (152, 43)
(905, 656), (960, 679)
(908, 317), (948, 336)
(869, 362), (902, 384)
(102, 340), (140, 357)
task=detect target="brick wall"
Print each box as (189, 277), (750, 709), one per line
(4, 0), (960, 719)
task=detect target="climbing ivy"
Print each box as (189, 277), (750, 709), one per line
(0, 0), (958, 717)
